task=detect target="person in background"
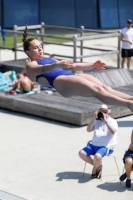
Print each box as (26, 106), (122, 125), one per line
(119, 130), (133, 189)
(0, 28), (6, 47)
(13, 73), (37, 93)
(121, 19), (133, 69)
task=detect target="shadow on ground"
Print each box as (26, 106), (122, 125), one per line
(56, 171), (92, 183)
(117, 121), (133, 127)
(0, 108), (78, 128)
(97, 181), (133, 192)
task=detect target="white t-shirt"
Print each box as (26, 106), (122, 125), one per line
(92, 117), (118, 148)
(121, 27), (133, 49)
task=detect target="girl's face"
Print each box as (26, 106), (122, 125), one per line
(26, 39), (43, 60)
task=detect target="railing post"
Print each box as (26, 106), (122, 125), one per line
(73, 35), (77, 62)
(41, 22), (45, 51)
(117, 30), (121, 68)
(80, 26), (84, 62)
(13, 25), (17, 60)
(36, 30), (40, 40)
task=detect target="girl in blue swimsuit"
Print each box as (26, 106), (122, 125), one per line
(22, 26), (133, 111)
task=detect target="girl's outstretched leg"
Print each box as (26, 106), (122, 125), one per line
(54, 75), (133, 111)
(78, 73), (133, 101)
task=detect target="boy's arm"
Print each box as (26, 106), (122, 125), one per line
(31, 81), (37, 88)
(13, 82), (18, 90)
(121, 33), (132, 44)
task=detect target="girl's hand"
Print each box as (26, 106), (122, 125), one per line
(56, 60), (73, 69)
(93, 60), (106, 70)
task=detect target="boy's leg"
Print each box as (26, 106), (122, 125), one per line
(120, 151), (128, 182)
(125, 157), (132, 188)
(121, 57), (126, 68)
(125, 157), (133, 178)
(120, 155), (133, 188)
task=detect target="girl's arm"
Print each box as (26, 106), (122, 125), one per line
(62, 60), (106, 71)
(26, 59), (73, 76)
(26, 60), (58, 76)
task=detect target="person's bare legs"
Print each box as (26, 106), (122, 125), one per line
(92, 153), (102, 175)
(79, 150), (102, 176)
(121, 57), (126, 68)
(127, 57), (131, 69)
(14, 81), (24, 92)
(17, 78), (32, 92)
(54, 76), (133, 111)
(78, 74), (133, 101)
(79, 150), (93, 165)
(125, 157), (133, 178)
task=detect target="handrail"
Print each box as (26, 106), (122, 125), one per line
(0, 23), (121, 68)
(16, 24), (42, 30)
(5, 30), (73, 40)
(76, 50), (119, 59)
(77, 33), (120, 41)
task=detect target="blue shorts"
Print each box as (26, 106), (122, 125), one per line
(82, 143), (113, 157)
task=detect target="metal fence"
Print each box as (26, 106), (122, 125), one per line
(0, 22), (121, 67)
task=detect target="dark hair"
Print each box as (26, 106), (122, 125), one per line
(22, 25), (35, 52)
(16, 73), (23, 79)
(127, 19), (132, 24)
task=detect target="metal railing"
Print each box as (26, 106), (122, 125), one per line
(0, 22), (121, 67)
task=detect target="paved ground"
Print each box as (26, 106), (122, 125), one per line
(0, 109), (133, 200)
(0, 37), (133, 200)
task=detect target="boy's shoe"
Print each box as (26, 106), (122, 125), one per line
(126, 178), (132, 189)
(6, 90), (16, 95)
(119, 173), (127, 181)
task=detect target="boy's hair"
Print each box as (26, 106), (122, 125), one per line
(16, 73), (23, 79)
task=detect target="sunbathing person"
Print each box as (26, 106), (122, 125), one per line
(22, 25), (133, 111)
(13, 73), (37, 93)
